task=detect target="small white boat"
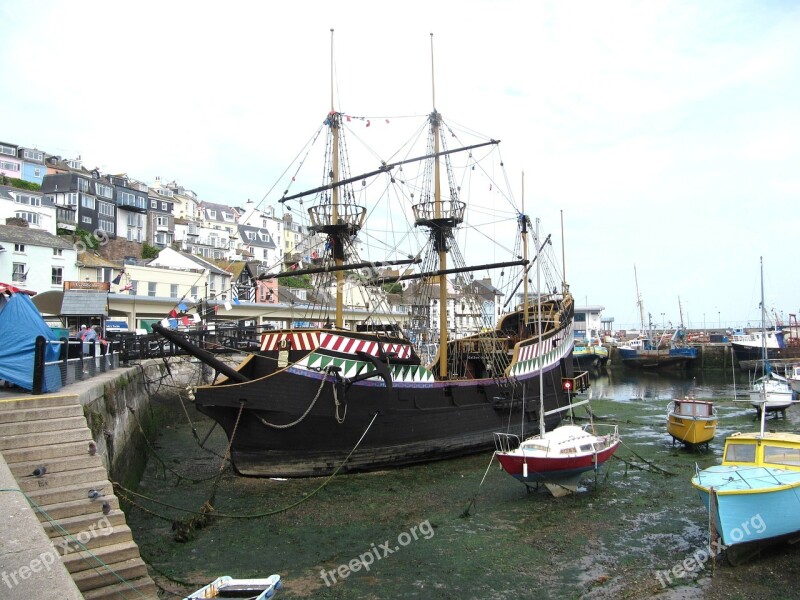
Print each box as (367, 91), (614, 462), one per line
(185, 574), (282, 599)
(749, 371), (793, 414)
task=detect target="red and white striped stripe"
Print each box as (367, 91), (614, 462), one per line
(260, 332), (320, 351)
(319, 332), (412, 359)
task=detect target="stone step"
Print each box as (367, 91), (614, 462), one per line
(30, 495), (120, 523)
(0, 415), (89, 437)
(0, 394), (79, 411)
(43, 509), (127, 539)
(62, 540), (142, 574)
(57, 523), (134, 556)
(0, 403), (84, 424)
(1, 439), (98, 464)
(81, 576), (159, 600)
(0, 426), (92, 450)
(9, 453), (104, 479)
(17, 465), (109, 494)
(71, 557), (149, 593)
(25, 478), (113, 506)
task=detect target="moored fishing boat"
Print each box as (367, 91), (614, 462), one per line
(154, 34), (578, 477)
(666, 398), (717, 448)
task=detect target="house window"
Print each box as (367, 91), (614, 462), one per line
(161, 202), (167, 211)
(147, 282), (157, 297)
(77, 178), (88, 192)
(15, 211), (39, 225)
(0, 144), (15, 156)
(14, 243), (24, 252)
(52, 267), (63, 285)
(95, 182), (113, 198)
(67, 193), (78, 206)
(98, 220), (115, 233)
(130, 280), (138, 295)
(170, 284), (178, 298)
(81, 194), (96, 209)
(14, 193), (40, 206)
(53, 248), (63, 257)
(12, 263), (26, 282)
(0, 160), (20, 171)
(82, 216), (92, 224)
(150, 199), (157, 209)
(98, 201), (114, 217)
(33, 167), (41, 177)
(208, 210), (217, 219)
(191, 286), (198, 298)
(24, 149), (43, 161)
(156, 215), (169, 227)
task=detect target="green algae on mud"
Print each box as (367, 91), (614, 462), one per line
(126, 384), (800, 599)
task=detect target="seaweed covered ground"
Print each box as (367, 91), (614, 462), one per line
(124, 371), (800, 599)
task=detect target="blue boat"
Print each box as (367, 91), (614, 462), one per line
(691, 429), (800, 561)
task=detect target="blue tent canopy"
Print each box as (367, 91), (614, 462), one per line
(0, 292), (62, 392)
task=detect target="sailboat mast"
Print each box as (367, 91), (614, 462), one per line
(431, 33), (448, 378)
(537, 217), (545, 437)
(634, 265), (646, 336)
(330, 30), (344, 328)
(760, 256), (767, 368)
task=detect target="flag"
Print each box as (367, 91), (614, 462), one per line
(169, 309), (178, 318)
(192, 313), (202, 323)
(160, 318), (170, 328)
(178, 302), (187, 312)
(224, 301), (232, 311)
(112, 271), (124, 285)
(366, 120), (371, 127)
(213, 305), (220, 312)
(233, 298), (240, 305)
(121, 283), (133, 292)
(181, 316), (190, 326)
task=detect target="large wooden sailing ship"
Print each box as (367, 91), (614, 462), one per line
(154, 36), (577, 477)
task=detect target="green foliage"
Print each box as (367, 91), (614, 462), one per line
(383, 282), (403, 295)
(0, 176), (41, 191)
(141, 241), (159, 259)
(281, 274), (312, 288)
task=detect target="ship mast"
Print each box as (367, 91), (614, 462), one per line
(431, 34), (449, 377)
(634, 265), (646, 338)
(330, 29), (344, 327)
(522, 173), (529, 329)
(306, 29), (366, 329)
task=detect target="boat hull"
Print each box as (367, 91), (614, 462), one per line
(495, 442), (619, 484)
(693, 466), (800, 547)
(667, 414), (717, 446)
(731, 344), (800, 371)
(618, 347), (697, 370)
(193, 326), (575, 477)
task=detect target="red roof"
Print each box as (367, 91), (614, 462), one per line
(0, 282), (37, 296)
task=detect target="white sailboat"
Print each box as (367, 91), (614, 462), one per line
(749, 257), (793, 416)
(494, 210), (620, 497)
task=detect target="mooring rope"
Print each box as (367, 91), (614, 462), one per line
(253, 372), (329, 429)
(112, 411), (380, 521)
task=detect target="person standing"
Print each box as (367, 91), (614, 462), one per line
(83, 324), (98, 356)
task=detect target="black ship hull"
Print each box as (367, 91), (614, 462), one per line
(189, 325), (575, 477)
(731, 343), (800, 372)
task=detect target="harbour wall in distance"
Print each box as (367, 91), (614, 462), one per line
(607, 343), (735, 371)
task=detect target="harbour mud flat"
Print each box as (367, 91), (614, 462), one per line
(125, 385), (800, 599)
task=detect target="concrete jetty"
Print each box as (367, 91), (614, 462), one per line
(0, 369), (158, 599)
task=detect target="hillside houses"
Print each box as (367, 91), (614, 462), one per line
(0, 138), (506, 335)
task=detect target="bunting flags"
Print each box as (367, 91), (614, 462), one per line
(224, 301), (233, 311)
(169, 309), (178, 318)
(112, 270), (124, 285)
(121, 283), (133, 292)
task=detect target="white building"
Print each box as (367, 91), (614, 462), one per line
(0, 185), (56, 234)
(0, 223), (78, 293)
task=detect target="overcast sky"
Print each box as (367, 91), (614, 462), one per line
(2, 0), (799, 331)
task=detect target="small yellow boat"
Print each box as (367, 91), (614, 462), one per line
(667, 398), (718, 448)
